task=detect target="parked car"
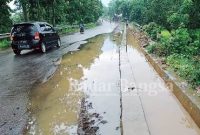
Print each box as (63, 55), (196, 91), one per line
(10, 22), (61, 55)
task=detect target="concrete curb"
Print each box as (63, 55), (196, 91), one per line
(137, 39), (200, 128)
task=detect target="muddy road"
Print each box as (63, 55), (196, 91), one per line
(1, 22), (200, 135)
(27, 33), (122, 135)
(0, 22), (116, 135)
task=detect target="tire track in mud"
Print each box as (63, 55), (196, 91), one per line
(78, 98), (107, 135)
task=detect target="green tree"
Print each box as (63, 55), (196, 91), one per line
(0, 0), (12, 33)
(14, 0), (103, 25)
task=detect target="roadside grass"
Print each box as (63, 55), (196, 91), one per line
(85, 23), (96, 29)
(143, 23), (200, 88)
(167, 54), (200, 87)
(58, 23), (97, 35)
(0, 39), (10, 49)
(59, 27), (79, 35)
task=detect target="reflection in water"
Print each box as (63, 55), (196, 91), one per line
(78, 36), (122, 135)
(27, 35), (106, 135)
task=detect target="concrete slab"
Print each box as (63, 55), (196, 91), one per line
(120, 28), (200, 135)
(120, 27), (150, 135)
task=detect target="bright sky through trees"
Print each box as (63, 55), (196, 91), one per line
(8, 0), (15, 9)
(8, 0), (111, 8)
(101, 0), (111, 6)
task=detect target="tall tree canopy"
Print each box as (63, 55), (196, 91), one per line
(0, 0), (103, 32)
(107, 0), (200, 87)
(14, 0), (103, 26)
(0, 0), (12, 33)
(108, 0), (200, 29)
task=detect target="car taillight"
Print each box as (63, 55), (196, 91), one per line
(34, 32), (40, 40)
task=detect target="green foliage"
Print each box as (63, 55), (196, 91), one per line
(161, 30), (171, 40)
(145, 26), (200, 87)
(169, 28), (191, 54)
(167, 54), (200, 86)
(146, 0), (174, 27)
(187, 40), (200, 56)
(146, 42), (167, 56)
(146, 42), (156, 54)
(129, 1), (146, 24)
(108, 0), (200, 29)
(0, 0), (103, 32)
(13, 0), (103, 26)
(10, 12), (24, 23)
(0, 0), (12, 33)
(85, 23), (96, 29)
(189, 29), (200, 40)
(57, 23), (97, 35)
(145, 27), (200, 87)
(188, 29), (200, 56)
(167, 13), (189, 29)
(108, 0), (200, 88)
(0, 39), (10, 49)
(66, 0), (103, 24)
(143, 22), (161, 40)
(148, 28), (197, 56)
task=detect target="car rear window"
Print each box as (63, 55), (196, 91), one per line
(11, 24), (37, 34)
(40, 24), (46, 31)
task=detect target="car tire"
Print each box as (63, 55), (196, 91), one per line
(41, 42), (46, 53)
(57, 39), (61, 48)
(13, 50), (21, 55)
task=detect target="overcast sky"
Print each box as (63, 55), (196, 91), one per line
(8, 0), (111, 10)
(101, 0), (111, 7)
(8, 0), (15, 10)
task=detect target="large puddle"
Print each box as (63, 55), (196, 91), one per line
(26, 26), (200, 135)
(26, 33), (122, 135)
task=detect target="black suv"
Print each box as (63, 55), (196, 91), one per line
(10, 22), (61, 55)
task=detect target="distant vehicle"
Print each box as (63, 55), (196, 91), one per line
(79, 23), (84, 34)
(10, 22), (61, 55)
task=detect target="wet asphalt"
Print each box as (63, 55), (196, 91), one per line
(0, 22), (117, 135)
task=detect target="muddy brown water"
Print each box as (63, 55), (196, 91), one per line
(26, 33), (122, 135)
(26, 26), (200, 135)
